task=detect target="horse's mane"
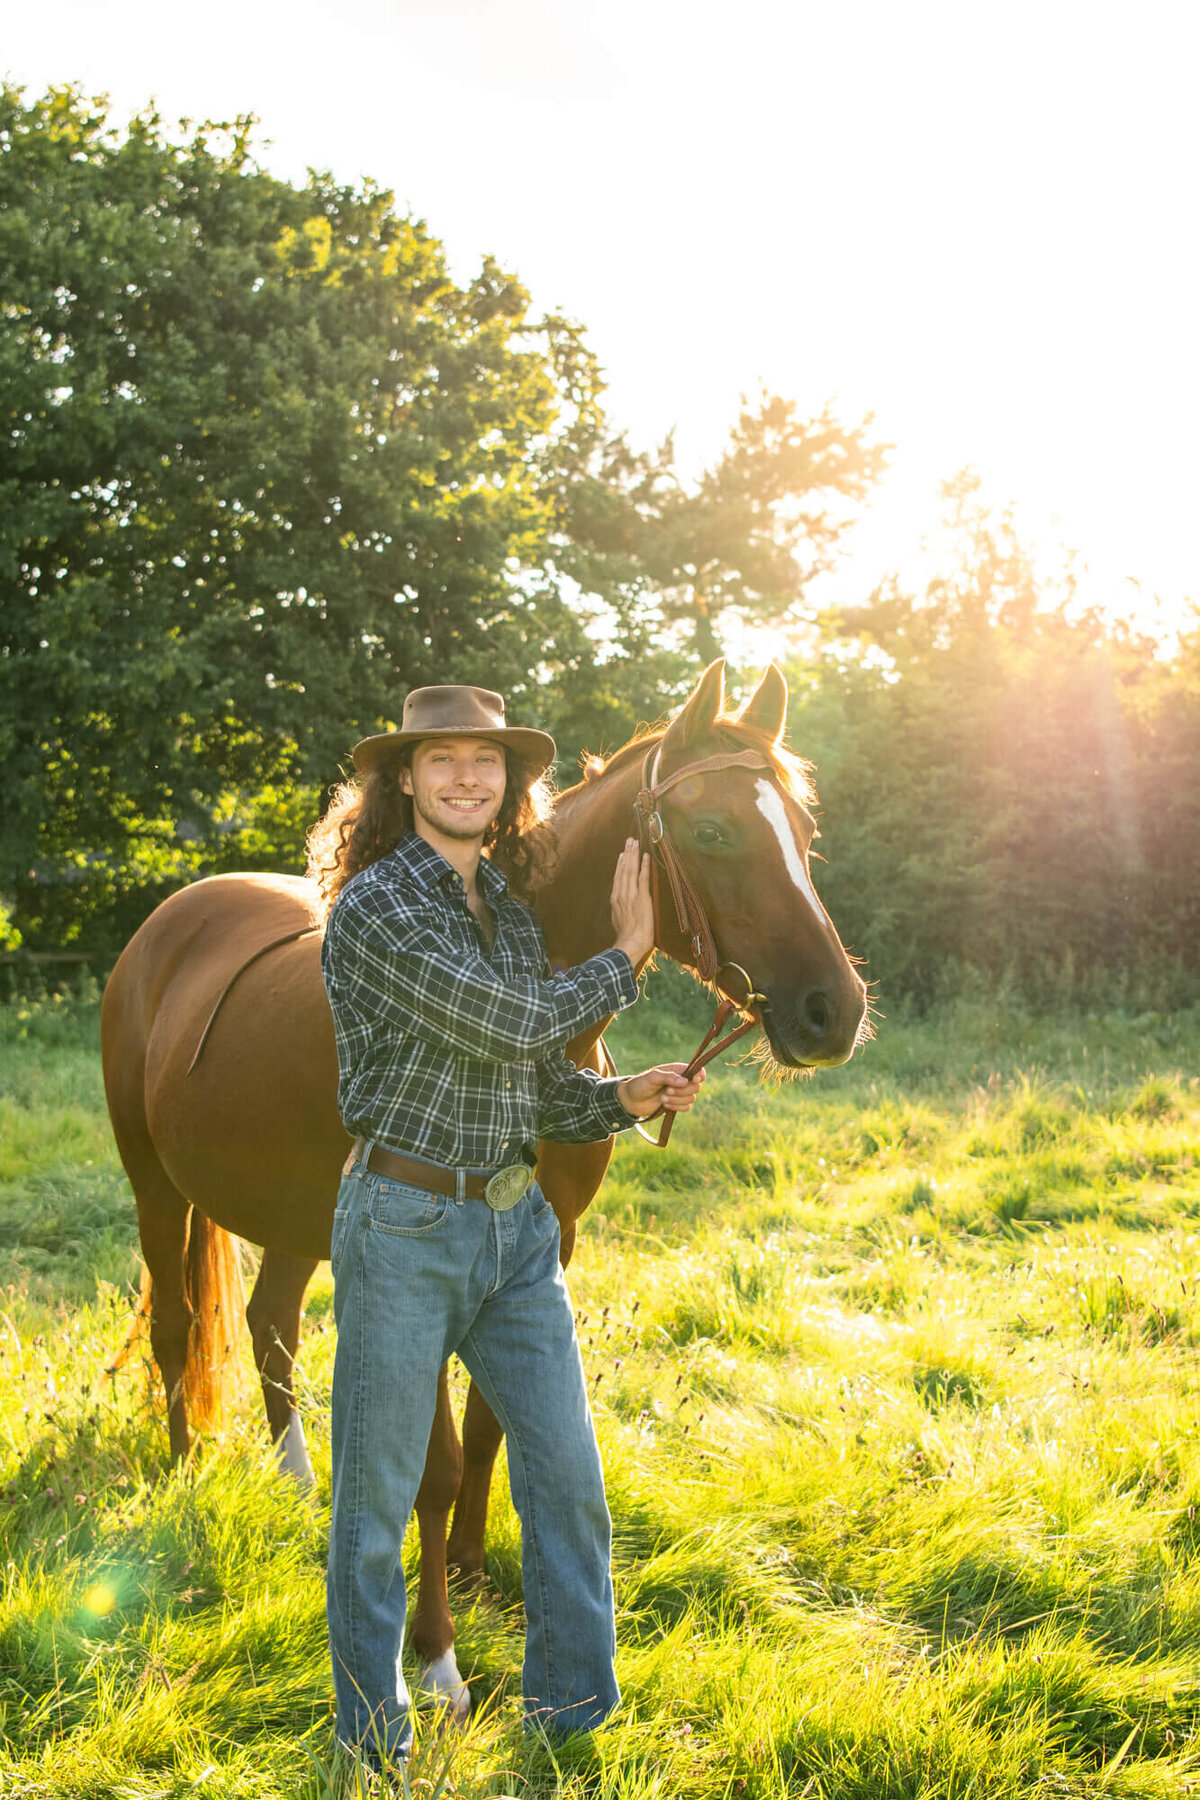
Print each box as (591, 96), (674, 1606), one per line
(570, 717), (817, 809)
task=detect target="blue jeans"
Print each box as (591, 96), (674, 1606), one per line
(326, 1159), (620, 1764)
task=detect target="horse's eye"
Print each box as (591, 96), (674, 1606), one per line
(692, 822), (726, 849)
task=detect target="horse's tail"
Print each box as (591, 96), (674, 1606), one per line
(104, 1215), (245, 1431)
(182, 1210), (247, 1432)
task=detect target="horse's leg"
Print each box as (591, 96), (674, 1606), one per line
(246, 1248), (320, 1489)
(410, 1364), (470, 1722)
(445, 1381), (504, 1585)
(446, 1137), (611, 1582)
(102, 989), (197, 1462)
(130, 1158), (196, 1464)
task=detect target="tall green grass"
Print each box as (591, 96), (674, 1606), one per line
(3, 983), (1200, 1794)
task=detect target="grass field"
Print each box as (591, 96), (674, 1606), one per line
(3, 979), (1200, 1796)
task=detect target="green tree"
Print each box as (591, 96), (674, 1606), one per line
(0, 85), (601, 939)
(556, 393), (888, 669)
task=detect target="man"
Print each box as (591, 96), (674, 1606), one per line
(317, 683), (703, 1766)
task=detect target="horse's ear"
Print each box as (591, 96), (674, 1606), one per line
(665, 659), (726, 751)
(739, 664), (787, 741)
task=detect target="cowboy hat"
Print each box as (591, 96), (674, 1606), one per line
(351, 685), (556, 776)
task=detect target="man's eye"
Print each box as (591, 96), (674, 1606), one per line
(692, 823), (726, 848)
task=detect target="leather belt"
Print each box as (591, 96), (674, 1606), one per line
(348, 1138), (532, 1211)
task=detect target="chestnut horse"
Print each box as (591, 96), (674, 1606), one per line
(102, 660), (867, 1713)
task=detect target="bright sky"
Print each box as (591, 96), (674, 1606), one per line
(7, 0), (1198, 638)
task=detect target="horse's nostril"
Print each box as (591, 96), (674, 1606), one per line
(802, 990), (830, 1036)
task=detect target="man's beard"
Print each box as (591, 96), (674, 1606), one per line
(412, 789), (501, 843)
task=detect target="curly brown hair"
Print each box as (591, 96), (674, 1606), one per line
(306, 743), (556, 917)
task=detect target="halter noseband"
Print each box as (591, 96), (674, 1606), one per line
(631, 740), (771, 1145)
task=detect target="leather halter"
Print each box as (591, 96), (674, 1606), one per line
(633, 742), (768, 983)
(631, 740), (770, 1145)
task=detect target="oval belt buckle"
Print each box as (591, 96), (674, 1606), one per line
(485, 1164), (530, 1211)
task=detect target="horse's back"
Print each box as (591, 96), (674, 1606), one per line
(103, 873), (346, 1258)
(106, 871), (315, 1024)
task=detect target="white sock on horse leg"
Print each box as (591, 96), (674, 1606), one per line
(416, 1648), (471, 1725)
(275, 1410), (316, 1490)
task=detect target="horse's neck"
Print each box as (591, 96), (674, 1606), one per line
(536, 758), (642, 971)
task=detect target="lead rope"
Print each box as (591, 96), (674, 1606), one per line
(632, 982), (762, 1147)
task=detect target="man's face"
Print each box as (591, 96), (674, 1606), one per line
(402, 736), (507, 848)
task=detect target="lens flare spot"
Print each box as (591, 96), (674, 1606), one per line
(81, 1583), (116, 1617)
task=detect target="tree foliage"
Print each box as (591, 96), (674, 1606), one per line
(0, 86), (603, 914)
(790, 478), (1200, 1005)
(557, 395), (888, 666)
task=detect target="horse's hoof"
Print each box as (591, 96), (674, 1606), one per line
(417, 1649), (471, 1726)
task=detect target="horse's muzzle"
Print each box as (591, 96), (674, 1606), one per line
(759, 984), (864, 1069)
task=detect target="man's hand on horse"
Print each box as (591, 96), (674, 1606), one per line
(610, 838), (655, 969)
(616, 1062), (706, 1120)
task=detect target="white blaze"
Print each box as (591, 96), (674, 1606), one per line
(754, 779), (826, 925)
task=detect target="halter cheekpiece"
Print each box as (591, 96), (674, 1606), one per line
(631, 739), (771, 1146)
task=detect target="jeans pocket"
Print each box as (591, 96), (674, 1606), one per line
(330, 1205), (351, 1272)
(364, 1174), (451, 1236)
(527, 1184), (560, 1237)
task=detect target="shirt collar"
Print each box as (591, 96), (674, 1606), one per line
(477, 855), (509, 901)
(388, 831), (509, 901)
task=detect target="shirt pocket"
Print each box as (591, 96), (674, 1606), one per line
(363, 1173), (452, 1236)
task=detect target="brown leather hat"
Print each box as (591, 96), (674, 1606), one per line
(351, 685), (556, 776)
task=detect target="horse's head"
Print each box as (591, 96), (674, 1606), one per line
(648, 659), (868, 1069)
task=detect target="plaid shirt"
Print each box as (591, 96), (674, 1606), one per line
(321, 831), (640, 1167)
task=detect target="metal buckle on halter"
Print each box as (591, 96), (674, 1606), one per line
(485, 1164), (531, 1211)
(635, 786), (664, 845)
(716, 961), (768, 1013)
